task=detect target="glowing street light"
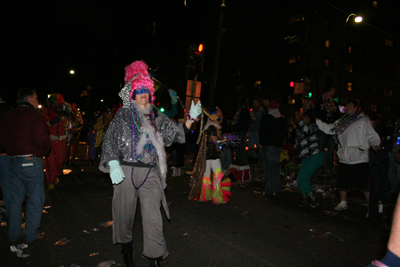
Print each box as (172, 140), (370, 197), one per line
(70, 70), (75, 75)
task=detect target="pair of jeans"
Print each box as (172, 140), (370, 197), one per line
(235, 130), (248, 165)
(7, 156), (45, 243)
(388, 151), (400, 194)
(0, 155), (11, 221)
(220, 146), (232, 171)
(297, 151), (325, 195)
(248, 131), (260, 150)
(263, 146), (282, 195)
(318, 130), (335, 171)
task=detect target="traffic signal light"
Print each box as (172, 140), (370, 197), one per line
(196, 43), (204, 54)
(187, 42), (205, 77)
(155, 102), (165, 113)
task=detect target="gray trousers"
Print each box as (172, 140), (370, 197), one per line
(112, 165), (169, 259)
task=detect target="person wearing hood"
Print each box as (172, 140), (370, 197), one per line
(316, 99), (380, 213)
(98, 60), (201, 267)
(259, 100), (286, 196)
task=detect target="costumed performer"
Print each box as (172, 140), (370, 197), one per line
(98, 60), (201, 267)
(66, 103), (83, 166)
(42, 94), (69, 190)
(188, 107), (232, 204)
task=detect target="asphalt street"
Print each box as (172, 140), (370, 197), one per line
(0, 156), (393, 267)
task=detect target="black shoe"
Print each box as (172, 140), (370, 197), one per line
(123, 253), (134, 267)
(296, 194), (310, 208)
(307, 192), (320, 210)
(149, 258), (162, 267)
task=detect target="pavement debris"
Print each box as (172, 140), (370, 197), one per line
(54, 237), (74, 246)
(97, 259), (116, 267)
(99, 221), (113, 228)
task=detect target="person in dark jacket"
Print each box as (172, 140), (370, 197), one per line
(314, 87), (340, 172)
(289, 109), (324, 209)
(0, 88), (51, 258)
(0, 94), (12, 225)
(233, 96), (250, 165)
(259, 100), (286, 196)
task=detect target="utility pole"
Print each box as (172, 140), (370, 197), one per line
(208, 0), (226, 110)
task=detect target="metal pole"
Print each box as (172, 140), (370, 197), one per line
(191, 74), (198, 103)
(208, 1), (226, 110)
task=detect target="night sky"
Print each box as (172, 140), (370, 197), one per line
(1, 0), (223, 108)
(2, 0), (400, 113)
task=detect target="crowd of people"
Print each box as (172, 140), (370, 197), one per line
(0, 69), (400, 266)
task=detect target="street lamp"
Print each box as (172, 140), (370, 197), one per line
(338, 13), (362, 104)
(70, 70), (75, 75)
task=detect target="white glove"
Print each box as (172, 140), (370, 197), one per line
(189, 100), (202, 122)
(168, 89), (178, 104)
(108, 160), (125, 184)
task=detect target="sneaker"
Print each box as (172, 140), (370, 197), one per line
(334, 202), (348, 211)
(10, 243), (30, 258)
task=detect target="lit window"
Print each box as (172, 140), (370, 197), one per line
(346, 64), (353, 72)
(288, 14), (305, 24)
(325, 59), (330, 67)
(385, 39), (393, 47)
(289, 57), (296, 64)
(371, 104), (377, 112)
(348, 45), (352, 53)
(384, 106), (391, 113)
(384, 89), (393, 97)
(347, 82), (352, 91)
(373, 1), (377, 8)
(325, 39), (331, 48)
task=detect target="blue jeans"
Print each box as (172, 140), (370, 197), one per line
(220, 146), (232, 171)
(235, 130), (248, 165)
(0, 155), (11, 221)
(318, 130), (335, 171)
(7, 156), (45, 243)
(263, 146), (282, 195)
(388, 151), (400, 194)
(248, 131), (260, 150)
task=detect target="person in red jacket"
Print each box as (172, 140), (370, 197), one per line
(42, 94), (69, 189)
(0, 88), (50, 258)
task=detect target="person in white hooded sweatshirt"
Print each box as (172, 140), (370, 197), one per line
(316, 99), (380, 212)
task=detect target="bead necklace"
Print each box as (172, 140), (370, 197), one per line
(332, 111), (362, 147)
(129, 104), (157, 189)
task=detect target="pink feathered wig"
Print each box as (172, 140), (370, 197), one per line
(124, 60), (155, 103)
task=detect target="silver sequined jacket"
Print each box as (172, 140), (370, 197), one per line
(98, 105), (185, 175)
